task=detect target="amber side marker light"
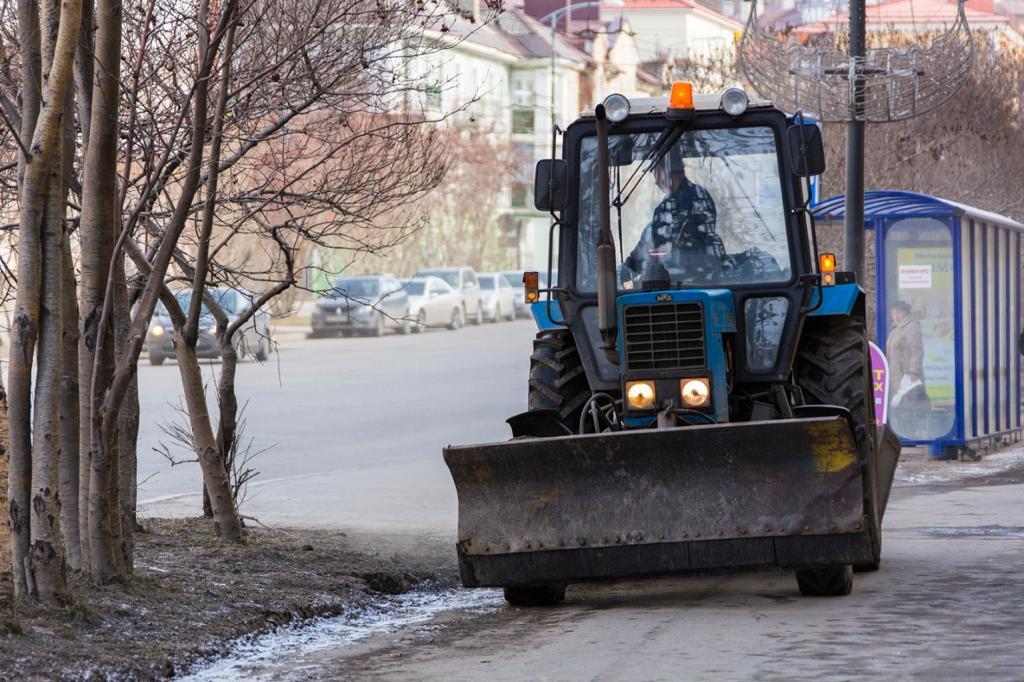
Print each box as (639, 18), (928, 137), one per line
(523, 271), (540, 303)
(819, 252), (836, 286)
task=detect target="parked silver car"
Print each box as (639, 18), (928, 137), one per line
(413, 267), (483, 325)
(478, 273), (517, 322)
(502, 271), (529, 318)
(402, 276), (465, 331)
(310, 275), (411, 338)
(146, 288), (271, 366)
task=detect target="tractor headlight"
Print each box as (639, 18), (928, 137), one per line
(720, 88), (749, 116)
(150, 323), (165, 337)
(680, 378), (711, 408)
(626, 380), (656, 410)
(603, 93), (630, 123)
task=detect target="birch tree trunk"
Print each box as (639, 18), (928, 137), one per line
(175, 13), (242, 541)
(30, 132), (68, 601)
(60, 238), (81, 572)
(8, 0), (44, 601)
(0, 376), (10, 595)
(78, 0), (122, 584)
(113, 257), (137, 570)
(174, 337), (242, 540)
(59, 85), (81, 573)
(8, 0), (84, 601)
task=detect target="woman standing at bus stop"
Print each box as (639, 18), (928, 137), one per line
(887, 300), (930, 439)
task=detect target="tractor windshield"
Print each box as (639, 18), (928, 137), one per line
(576, 125), (792, 291)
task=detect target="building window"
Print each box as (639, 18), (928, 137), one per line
(511, 183), (531, 208)
(512, 109), (535, 135)
(424, 85), (442, 110)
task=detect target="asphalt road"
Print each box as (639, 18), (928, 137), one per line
(138, 318), (537, 534)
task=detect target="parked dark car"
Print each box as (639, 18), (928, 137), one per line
(146, 288), (271, 366)
(310, 275), (411, 337)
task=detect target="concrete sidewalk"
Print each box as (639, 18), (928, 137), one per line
(894, 442), (1024, 487)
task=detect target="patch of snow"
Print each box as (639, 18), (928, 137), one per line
(894, 444), (1024, 486)
(181, 586), (502, 681)
(919, 525), (1024, 538)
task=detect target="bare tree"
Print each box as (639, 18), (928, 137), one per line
(7, 0), (83, 601)
(390, 125), (520, 274)
(0, 0), (503, 594)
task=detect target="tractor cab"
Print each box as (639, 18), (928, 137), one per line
(533, 85), (831, 426)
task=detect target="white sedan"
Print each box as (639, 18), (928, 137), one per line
(478, 273), (517, 322)
(402, 277), (466, 331)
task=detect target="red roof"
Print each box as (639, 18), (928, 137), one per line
(602, 0), (743, 28)
(807, 0), (1012, 29)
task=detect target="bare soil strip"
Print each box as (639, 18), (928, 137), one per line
(0, 518), (455, 680)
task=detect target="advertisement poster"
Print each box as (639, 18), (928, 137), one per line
(869, 341), (889, 424)
(887, 236), (956, 440)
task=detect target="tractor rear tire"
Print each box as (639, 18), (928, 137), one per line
(503, 583), (567, 607)
(796, 315), (881, 572)
(528, 331), (590, 431)
(795, 565), (853, 596)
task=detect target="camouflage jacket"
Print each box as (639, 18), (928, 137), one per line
(624, 179), (724, 280)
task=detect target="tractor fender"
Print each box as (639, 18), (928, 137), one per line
(531, 301), (565, 329)
(807, 282), (864, 318)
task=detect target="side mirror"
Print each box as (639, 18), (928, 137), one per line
(534, 159), (567, 212)
(787, 123), (825, 177)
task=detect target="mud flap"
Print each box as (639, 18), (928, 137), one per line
(444, 416), (877, 587)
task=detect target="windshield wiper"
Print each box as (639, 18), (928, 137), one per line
(612, 120), (685, 210)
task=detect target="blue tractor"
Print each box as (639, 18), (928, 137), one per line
(444, 84), (901, 606)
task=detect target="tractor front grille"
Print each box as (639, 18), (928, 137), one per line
(623, 302), (706, 371)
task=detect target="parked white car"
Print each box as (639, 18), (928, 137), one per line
(402, 277), (465, 330)
(413, 267), (484, 325)
(478, 273), (517, 322)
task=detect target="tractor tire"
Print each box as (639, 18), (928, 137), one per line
(796, 315), (881, 572)
(503, 583), (567, 607)
(149, 353), (165, 366)
(528, 331), (590, 431)
(795, 565), (853, 596)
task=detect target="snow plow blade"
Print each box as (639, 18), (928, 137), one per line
(444, 416), (880, 588)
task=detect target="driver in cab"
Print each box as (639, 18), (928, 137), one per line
(623, 155), (725, 283)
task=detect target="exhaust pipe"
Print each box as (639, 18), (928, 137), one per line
(595, 105), (618, 364)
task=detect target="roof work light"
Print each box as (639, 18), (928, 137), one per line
(721, 88), (749, 116)
(603, 93), (630, 123)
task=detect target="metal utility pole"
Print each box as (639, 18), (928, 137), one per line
(844, 0), (866, 281)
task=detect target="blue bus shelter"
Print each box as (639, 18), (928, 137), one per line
(813, 190), (1024, 458)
